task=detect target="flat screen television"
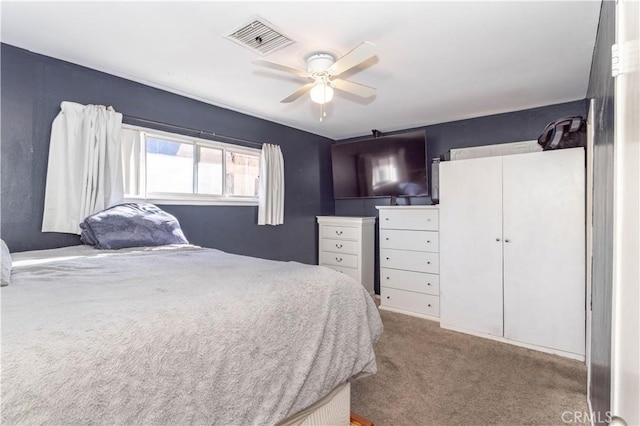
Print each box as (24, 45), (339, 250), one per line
(331, 130), (428, 199)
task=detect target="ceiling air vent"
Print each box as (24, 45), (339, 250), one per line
(225, 17), (295, 56)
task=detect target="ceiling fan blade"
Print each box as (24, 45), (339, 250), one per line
(281, 83), (315, 103)
(331, 79), (376, 98)
(328, 41), (377, 76)
(253, 59), (309, 78)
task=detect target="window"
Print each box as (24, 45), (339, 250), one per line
(122, 125), (260, 205)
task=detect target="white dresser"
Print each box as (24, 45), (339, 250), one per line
(316, 216), (376, 296)
(376, 206), (440, 321)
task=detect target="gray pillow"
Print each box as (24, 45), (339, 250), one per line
(1, 239), (11, 287)
(79, 203), (189, 250)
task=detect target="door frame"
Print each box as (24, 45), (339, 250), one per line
(610, 0), (640, 424)
(586, 99), (595, 399)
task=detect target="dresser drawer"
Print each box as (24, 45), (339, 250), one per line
(381, 287), (440, 317)
(379, 209), (438, 231)
(324, 264), (360, 281)
(380, 249), (439, 274)
(379, 229), (439, 252)
(319, 251), (358, 269)
(380, 268), (439, 296)
(321, 238), (359, 255)
(321, 225), (359, 241)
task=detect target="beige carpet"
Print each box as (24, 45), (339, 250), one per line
(351, 308), (588, 426)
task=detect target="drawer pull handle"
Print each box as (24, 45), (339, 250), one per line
(336, 230), (343, 235)
(428, 304), (432, 307)
(496, 238), (501, 242)
(386, 277), (390, 280)
(385, 237), (389, 241)
(427, 283), (431, 286)
(336, 257), (342, 262)
(427, 261), (431, 264)
(386, 257), (390, 260)
(505, 239), (511, 243)
(427, 240), (431, 243)
(386, 296), (390, 299)
(385, 218), (389, 221)
(336, 244), (343, 249)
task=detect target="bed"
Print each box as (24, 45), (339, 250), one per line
(1, 244), (383, 425)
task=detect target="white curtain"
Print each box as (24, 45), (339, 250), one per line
(258, 143), (285, 225)
(120, 128), (141, 197)
(42, 101), (124, 234)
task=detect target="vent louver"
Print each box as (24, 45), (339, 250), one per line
(225, 17), (294, 56)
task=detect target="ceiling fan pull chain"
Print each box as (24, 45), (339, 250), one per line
(319, 82), (329, 122)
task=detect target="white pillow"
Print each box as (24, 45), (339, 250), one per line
(1, 239), (11, 287)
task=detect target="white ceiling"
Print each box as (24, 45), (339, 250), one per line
(1, 1), (601, 140)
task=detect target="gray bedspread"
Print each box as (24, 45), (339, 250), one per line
(1, 245), (382, 425)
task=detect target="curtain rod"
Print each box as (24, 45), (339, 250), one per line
(122, 114), (264, 148)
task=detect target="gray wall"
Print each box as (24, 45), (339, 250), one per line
(0, 42), (594, 295)
(336, 99), (587, 214)
(335, 100), (588, 293)
(587, 1), (615, 421)
(0, 44), (335, 264)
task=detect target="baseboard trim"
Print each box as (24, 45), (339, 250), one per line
(440, 323), (586, 361)
(378, 305), (440, 323)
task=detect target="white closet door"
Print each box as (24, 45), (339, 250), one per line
(440, 156), (504, 336)
(502, 149), (585, 355)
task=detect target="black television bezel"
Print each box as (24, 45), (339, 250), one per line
(330, 130), (428, 200)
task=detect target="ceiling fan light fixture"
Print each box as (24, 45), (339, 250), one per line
(253, 41), (377, 107)
(310, 83), (334, 104)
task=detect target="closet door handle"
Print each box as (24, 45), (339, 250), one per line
(505, 239), (511, 243)
(496, 238), (501, 242)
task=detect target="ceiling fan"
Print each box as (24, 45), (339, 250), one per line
(253, 41), (378, 105)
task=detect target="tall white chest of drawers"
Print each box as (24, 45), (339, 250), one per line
(316, 216), (376, 296)
(376, 206), (440, 321)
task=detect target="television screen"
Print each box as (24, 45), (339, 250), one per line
(331, 130), (428, 199)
